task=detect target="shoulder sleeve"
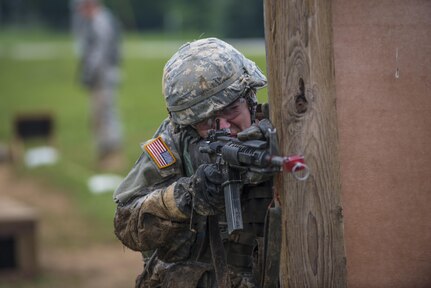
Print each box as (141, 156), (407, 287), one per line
(113, 120), (183, 204)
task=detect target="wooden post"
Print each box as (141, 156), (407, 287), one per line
(0, 197), (38, 277)
(263, 0), (347, 287)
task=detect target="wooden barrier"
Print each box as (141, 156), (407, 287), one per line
(333, 0), (431, 286)
(0, 197), (38, 277)
(264, 0), (347, 286)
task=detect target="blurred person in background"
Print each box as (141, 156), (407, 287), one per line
(113, 38), (279, 287)
(70, 0), (124, 171)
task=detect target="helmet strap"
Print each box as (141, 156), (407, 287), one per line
(245, 89), (258, 123)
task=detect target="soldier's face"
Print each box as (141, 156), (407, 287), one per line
(78, 2), (96, 19)
(193, 98), (252, 138)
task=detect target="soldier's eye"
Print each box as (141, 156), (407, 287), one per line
(226, 105), (239, 113)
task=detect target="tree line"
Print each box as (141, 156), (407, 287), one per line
(0, 0), (264, 38)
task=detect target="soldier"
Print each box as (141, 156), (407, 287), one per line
(114, 38), (276, 287)
(71, 0), (123, 170)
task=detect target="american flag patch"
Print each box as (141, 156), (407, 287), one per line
(144, 137), (176, 169)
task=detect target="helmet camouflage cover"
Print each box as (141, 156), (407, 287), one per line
(163, 37), (267, 126)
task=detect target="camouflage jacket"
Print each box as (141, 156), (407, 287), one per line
(113, 119), (273, 287)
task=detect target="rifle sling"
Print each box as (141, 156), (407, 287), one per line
(261, 206), (281, 288)
(208, 215), (230, 288)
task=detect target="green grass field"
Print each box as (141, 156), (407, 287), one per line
(0, 30), (267, 242)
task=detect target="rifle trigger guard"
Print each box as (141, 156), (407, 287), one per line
(291, 162), (310, 181)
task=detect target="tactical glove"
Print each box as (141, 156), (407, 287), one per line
(237, 118), (274, 141)
(191, 164), (225, 216)
(237, 118), (275, 185)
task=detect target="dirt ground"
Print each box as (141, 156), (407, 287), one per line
(0, 164), (143, 288)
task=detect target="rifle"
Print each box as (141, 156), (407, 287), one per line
(200, 127), (309, 234)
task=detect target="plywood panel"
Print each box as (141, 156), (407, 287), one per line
(333, 1), (431, 287)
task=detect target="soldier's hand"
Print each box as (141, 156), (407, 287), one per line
(192, 164), (225, 216)
(237, 118), (274, 141)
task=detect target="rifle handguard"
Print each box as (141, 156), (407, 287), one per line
(200, 129), (310, 234)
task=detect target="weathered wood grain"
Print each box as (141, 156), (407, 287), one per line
(263, 0), (347, 287)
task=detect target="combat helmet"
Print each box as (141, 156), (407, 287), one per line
(163, 37), (267, 127)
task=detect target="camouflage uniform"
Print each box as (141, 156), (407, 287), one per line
(72, 0), (123, 159)
(114, 38), (273, 287)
